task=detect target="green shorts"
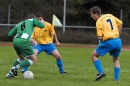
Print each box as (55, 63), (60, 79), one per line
(13, 38), (34, 57)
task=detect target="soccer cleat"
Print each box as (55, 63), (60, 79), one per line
(21, 70), (25, 74)
(60, 71), (67, 74)
(10, 67), (18, 76)
(95, 72), (106, 81)
(6, 73), (15, 79)
(114, 79), (119, 81)
(96, 73), (100, 76)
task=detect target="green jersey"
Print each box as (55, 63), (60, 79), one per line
(8, 18), (44, 40)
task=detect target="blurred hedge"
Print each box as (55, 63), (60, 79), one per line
(0, 27), (130, 45)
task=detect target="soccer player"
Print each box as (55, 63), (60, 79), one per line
(89, 6), (123, 81)
(6, 13), (45, 78)
(22, 13), (67, 74)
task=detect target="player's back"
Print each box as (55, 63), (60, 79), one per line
(14, 19), (36, 40)
(96, 14), (122, 40)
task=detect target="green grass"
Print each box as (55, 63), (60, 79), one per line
(0, 45), (130, 86)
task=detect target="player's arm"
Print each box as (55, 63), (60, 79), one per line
(30, 31), (38, 45)
(96, 22), (103, 41)
(33, 18), (45, 28)
(8, 22), (24, 39)
(114, 16), (123, 32)
(118, 24), (123, 32)
(30, 38), (38, 46)
(50, 25), (60, 46)
(53, 33), (60, 46)
(8, 26), (18, 39)
(97, 36), (103, 40)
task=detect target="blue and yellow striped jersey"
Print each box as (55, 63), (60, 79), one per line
(32, 22), (55, 44)
(96, 14), (122, 40)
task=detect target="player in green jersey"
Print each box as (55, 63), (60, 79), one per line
(22, 13), (67, 74)
(6, 13), (45, 79)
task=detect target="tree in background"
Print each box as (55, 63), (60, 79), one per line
(0, 0), (130, 27)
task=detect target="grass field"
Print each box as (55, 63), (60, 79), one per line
(0, 45), (130, 86)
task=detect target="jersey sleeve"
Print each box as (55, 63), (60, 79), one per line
(8, 27), (17, 38)
(8, 22), (22, 39)
(33, 18), (45, 28)
(114, 16), (123, 26)
(31, 30), (35, 39)
(96, 21), (103, 37)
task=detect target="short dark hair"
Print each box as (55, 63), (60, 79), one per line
(27, 13), (36, 19)
(89, 6), (101, 15)
(35, 13), (43, 18)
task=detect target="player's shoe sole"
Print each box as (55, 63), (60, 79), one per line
(60, 71), (67, 74)
(6, 73), (15, 79)
(95, 72), (106, 81)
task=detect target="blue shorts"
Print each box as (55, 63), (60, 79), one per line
(96, 38), (122, 57)
(33, 43), (56, 55)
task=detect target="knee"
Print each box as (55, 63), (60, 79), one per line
(55, 55), (61, 60)
(92, 52), (95, 60)
(91, 50), (99, 61)
(33, 58), (37, 63)
(29, 56), (37, 63)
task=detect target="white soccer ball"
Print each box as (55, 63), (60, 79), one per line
(23, 71), (34, 80)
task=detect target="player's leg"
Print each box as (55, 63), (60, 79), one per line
(7, 54), (37, 79)
(6, 41), (36, 78)
(113, 57), (120, 81)
(22, 49), (38, 73)
(6, 56), (23, 78)
(46, 43), (66, 74)
(51, 49), (67, 74)
(6, 42), (25, 78)
(92, 42), (111, 81)
(110, 38), (122, 81)
(19, 54), (37, 69)
(11, 42), (25, 67)
(110, 50), (121, 81)
(22, 43), (41, 73)
(12, 54), (25, 66)
(10, 54), (37, 77)
(92, 50), (106, 80)
(92, 50), (104, 74)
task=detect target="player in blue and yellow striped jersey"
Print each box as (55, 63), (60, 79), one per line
(22, 13), (67, 74)
(89, 6), (123, 81)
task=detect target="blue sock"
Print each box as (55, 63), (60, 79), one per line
(23, 66), (28, 72)
(114, 67), (120, 80)
(94, 60), (104, 74)
(57, 60), (64, 73)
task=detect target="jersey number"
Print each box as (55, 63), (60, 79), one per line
(106, 19), (113, 30)
(21, 22), (25, 31)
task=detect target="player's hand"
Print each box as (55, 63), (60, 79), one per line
(33, 41), (38, 46)
(55, 41), (60, 46)
(40, 19), (44, 24)
(30, 39), (38, 46)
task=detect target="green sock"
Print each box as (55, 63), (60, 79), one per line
(19, 60), (31, 68)
(12, 60), (20, 67)
(15, 59), (33, 70)
(12, 58), (23, 67)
